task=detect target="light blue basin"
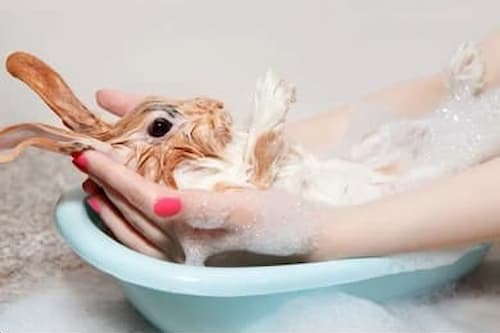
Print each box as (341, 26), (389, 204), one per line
(54, 188), (489, 332)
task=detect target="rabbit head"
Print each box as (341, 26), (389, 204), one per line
(0, 52), (233, 188)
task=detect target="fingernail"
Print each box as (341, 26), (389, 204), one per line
(82, 179), (100, 195)
(153, 197), (182, 217)
(72, 152), (88, 173)
(86, 197), (101, 214)
(96, 90), (110, 108)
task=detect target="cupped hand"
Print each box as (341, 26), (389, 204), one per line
(75, 90), (329, 265)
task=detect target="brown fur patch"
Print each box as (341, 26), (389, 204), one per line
(375, 163), (401, 175)
(213, 182), (246, 192)
(119, 97), (233, 189)
(250, 130), (285, 189)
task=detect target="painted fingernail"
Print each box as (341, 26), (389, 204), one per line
(72, 152), (88, 173)
(71, 151), (82, 159)
(82, 179), (100, 195)
(86, 197), (101, 214)
(153, 197), (182, 217)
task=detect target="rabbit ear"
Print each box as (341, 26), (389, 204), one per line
(6, 52), (112, 138)
(0, 123), (93, 163)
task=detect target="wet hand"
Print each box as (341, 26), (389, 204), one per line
(74, 90), (327, 264)
(77, 150), (323, 264)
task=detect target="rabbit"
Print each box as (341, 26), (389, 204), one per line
(0, 52), (390, 207)
(2, 45), (498, 204)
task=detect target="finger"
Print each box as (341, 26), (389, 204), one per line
(103, 186), (184, 262)
(75, 150), (185, 222)
(86, 195), (168, 260)
(73, 150), (234, 235)
(82, 178), (101, 195)
(96, 89), (145, 116)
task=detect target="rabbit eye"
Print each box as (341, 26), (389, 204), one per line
(148, 117), (172, 137)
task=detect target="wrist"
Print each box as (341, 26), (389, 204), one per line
(306, 205), (353, 262)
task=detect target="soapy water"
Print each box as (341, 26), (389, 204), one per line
(353, 87), (500, 186)
(416, 88), (500, 170)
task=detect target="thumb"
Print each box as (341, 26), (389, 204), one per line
(96, 89), (145, 116)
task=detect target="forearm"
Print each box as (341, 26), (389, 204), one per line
(311, 157), (500, 260)
(285, 73), (448, 155)
(287, 29), (500, 154)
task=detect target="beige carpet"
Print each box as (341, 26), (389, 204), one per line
(0, 150), (83, 300)
(0, 150), (156, 332)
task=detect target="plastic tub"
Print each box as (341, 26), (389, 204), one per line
(55, 188), (488, 332)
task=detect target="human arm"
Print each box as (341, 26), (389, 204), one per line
(79, 146), (500, 263)
(287, 29), (500, 155)
(77, 150), (327, 264)
(310, 156), (500, 260)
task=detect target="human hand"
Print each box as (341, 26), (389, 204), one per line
(76, 90), (329, 265)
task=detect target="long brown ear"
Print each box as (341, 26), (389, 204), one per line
(6, 52), (112, 138)
(0, 123), (92, 163)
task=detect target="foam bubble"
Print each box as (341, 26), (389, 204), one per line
(180, 190), (324, 265)
(244, 291), (470, 333)
(413, 88), (500, 172)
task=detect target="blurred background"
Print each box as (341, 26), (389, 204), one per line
(1, 0), (499, 125)
(1, 1), (500, 331)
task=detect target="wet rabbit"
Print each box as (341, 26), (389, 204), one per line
(0, 52), (300, 191)
(0, 52), (388, 206)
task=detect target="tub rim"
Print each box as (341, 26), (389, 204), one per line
(55, 187), (487, 297)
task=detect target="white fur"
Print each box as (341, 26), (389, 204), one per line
(176, 42), (499, 208)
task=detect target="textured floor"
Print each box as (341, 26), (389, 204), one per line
(0, 150), (83, 300)
(0, 150), (103, 296)
(0, 151), (156, 331)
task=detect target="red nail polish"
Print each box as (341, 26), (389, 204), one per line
(153, 197), (182, 217)
(72, 152), (88, 173)
(82, 179), (100, 195)
(71, 151), (82, 159)
(86, 197), (101, 214)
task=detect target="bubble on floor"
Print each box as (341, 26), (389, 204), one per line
(244, 289), (498, 333)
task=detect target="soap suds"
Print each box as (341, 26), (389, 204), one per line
(178, 83), (500, 267)
(179, 190), (324, 265)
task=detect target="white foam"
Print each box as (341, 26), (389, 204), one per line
(0, 275), (155, 333)
(245, 292), (458, 333)
(180, 190), (324, 265)
(414, 88), (500, 172)
(3, 276), (500, 332)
